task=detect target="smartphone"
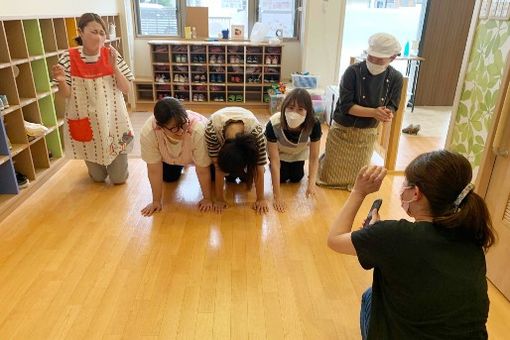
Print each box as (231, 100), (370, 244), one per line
(363, 199), (382, 227)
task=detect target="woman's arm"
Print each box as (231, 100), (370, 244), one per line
(141, 162), (163, 216)
(110, 47), (131, 94)
(327, 166), (386, 255)
(195, 165), (213, 212)
(267, 142), (285, 212)
(51, 64), (71, 98)
(252, 165), (269, 214)
(306, 140), (320, 197)
(349, 105), (392, 122)
(212, 158), (227, 213)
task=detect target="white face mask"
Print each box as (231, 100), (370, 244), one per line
(285, 111), (306, 129)
(366, 60), (388, 76)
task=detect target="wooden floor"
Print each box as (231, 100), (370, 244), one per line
(0, 105), (509, 338)
(0, 159), (509, 339)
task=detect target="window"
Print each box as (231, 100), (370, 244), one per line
(134, 1), (180, 36)
(257, 0), (298, 38)
(186, 0), (249, 39)
(134, 0), (301, 39)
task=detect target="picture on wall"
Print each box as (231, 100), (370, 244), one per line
(231, 25), (245, 40)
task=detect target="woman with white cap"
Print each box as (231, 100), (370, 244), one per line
(317, 32), (403, 190)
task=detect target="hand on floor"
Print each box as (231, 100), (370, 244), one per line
(253, 199), (269, 214)
(141, 201), (162, 216)
(273, 198), (287, 213)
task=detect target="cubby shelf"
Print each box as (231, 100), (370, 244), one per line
(134, 41), (282, 105)
(0, 14), (123, 203)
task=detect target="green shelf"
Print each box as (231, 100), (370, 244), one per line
(38, 95), (57, 127)
(31, 58), (51, 93)
(22, 20), (44, 57)
(45, 129), (63, 159)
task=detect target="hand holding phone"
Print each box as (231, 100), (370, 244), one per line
(363, 199), (382, 227)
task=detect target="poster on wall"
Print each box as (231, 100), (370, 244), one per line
(231, 25), (245, 40)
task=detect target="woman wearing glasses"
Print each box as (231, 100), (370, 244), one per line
(140, 97), (213, 216)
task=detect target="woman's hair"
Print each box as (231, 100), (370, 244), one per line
(218, 133), (259, 189)
(75, 13), (108, 45)
(405, 150), (496, 251)
(280, 88), (316, 133)
(153, 97), (188, 128)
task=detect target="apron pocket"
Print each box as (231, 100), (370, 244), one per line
(68, 117), (93, 142)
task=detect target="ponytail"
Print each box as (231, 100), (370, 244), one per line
(433, 191), (496, 252)
(405, 150), (497, 252)
(218, 133), (259, 189)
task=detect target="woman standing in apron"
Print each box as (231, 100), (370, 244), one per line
(317, 33), (402, 190)
(52, 13), (134, 184)
(140, 97), (213, 216)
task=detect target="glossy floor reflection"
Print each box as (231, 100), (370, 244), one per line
(0, 159), (508, 339)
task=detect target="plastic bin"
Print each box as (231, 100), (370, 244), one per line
(291, 73), (319, 89)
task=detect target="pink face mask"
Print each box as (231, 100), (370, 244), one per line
(399, 184), (416, 216)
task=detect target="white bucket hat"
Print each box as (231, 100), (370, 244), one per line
(367, 33), (402, 58)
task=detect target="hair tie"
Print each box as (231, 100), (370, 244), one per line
(453, 183), (474, 209)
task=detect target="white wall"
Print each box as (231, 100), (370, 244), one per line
(301, 0), (346, 88)
(0, 0), (119, 17)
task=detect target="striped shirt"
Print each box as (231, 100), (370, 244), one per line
(58, 47), (134, 86)
(205, 107), (267, 166)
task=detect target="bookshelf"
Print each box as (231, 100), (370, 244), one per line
(135, 40), (282, 105)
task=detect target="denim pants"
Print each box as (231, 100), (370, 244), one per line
(360, 287), (372, 340)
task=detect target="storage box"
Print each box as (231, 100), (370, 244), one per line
(291, 73), (319, 89)
(313, 98), (326, 122)
(269, 94), (286, 114)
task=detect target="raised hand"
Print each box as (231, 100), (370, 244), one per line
(51, 64), (66, 83)
(352, 165), (387, 196)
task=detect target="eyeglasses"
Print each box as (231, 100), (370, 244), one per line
(159, 118), (189, 134)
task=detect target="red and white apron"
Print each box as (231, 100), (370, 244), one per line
(65, 47), (133, 166)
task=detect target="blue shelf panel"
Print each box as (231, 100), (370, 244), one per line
(0, 159), (18, 194)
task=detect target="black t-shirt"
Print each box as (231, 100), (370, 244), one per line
(333, 61), (403, 129)
(351, 219), (488, 340)
(265, 119), (322, 144)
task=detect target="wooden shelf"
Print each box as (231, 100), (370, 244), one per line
(0, 155), (9, 165)
(10, 143), (28, 157)
(1, 105), (20, 116)
(141, 41), (282, 104)
(28, 134), (45, 145)
(11, 58), (29, 65)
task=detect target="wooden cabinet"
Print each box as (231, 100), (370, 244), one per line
(0, 14), (123, 201)
(135, 41), (283, 105)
